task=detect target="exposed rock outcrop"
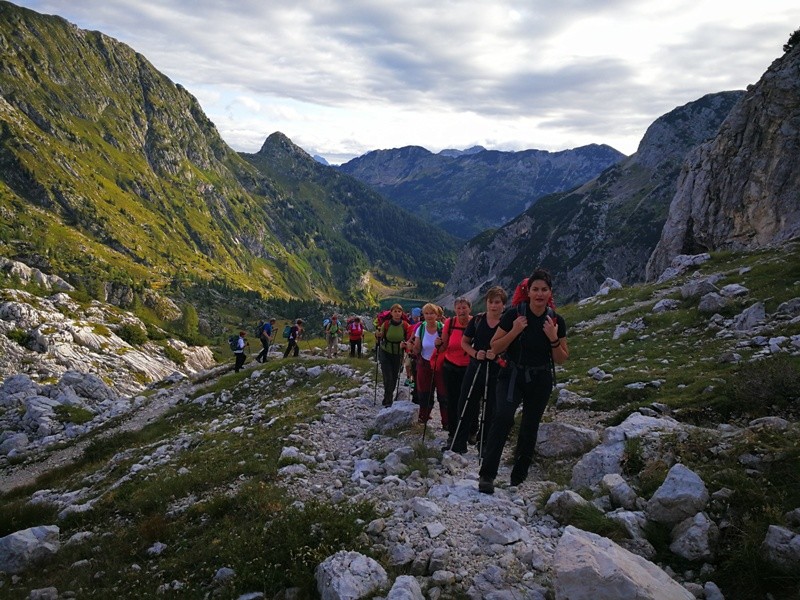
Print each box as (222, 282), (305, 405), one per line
(647, 43), (800, 279)
(440, 91), (742, 305)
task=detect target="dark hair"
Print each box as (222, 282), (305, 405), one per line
(527, 268), (553, 289)
(485, 286), (508, 304)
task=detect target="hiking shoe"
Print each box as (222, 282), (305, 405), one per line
(478, 477), (494, 495)
(442, 436), (454, 451)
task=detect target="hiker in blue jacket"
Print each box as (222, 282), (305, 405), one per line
(478, 269), (569, 494)
(257, 318), (276, 363)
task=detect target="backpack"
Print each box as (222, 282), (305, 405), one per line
(228, 335), (239, 351)
(282, 325), (291, 339)
(417, 320), (443, 343)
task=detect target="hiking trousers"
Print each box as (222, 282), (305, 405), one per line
(479, 363), (553, 484)
(349, 338), (362, 358)
(283, 340), (299, 357)
(379, 350), (403, 406)
(257, 337), (270, 362)
(234, 352), (246, 373)
(415, 356), (448, 427)
(442, 360), (467, 438)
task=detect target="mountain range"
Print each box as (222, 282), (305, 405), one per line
(0, 0), (458, 318)
(438, 91), (745, 305)
(337, 143), (624, 239)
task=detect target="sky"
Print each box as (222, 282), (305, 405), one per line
(12, 1), (800, 164)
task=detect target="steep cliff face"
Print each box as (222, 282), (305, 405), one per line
(338, 144), (625, 239)
(441, 92), (743, 305)
(647, 44), (800, 279)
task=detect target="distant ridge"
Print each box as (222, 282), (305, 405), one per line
(337, 143), (625, 239)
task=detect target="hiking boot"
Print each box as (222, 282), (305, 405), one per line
(478, 477), (494, 495)
(442, 435), (454, 451)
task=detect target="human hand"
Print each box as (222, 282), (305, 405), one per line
(543, 316), (558, 342)
(476, 349), (487, 360)
(512, 315), (527, 332)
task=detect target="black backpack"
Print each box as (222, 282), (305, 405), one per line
(228, 335), (239, 351)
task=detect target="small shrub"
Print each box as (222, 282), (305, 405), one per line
(92, 323), (112, 336)
(621, 437), (645, 477)
(569, 503), (629, 542)
(53, 404), (94, 425)
(117, 323), (147, 345)
(162, 344), (185, 365)
(7, 328), (32, 348)
(638, 460), (670, 498)
(718, 354), (800, 418)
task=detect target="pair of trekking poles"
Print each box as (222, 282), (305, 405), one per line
(372, 340), (408, 406)
(443, 359), (493, 466)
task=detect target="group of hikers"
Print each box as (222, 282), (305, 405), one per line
(231, 267), (568, 494)
(373, 268), (568, 494)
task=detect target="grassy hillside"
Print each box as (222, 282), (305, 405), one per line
(1, 242), (798, 598)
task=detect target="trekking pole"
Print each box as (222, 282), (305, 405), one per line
(448, 361), (483, 451)
(478, 361), (491, 468)
(393, 344), (406, 403)
(373, 344), (381, 406)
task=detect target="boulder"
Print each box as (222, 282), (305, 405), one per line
(536, 422), (600, 458)
(0, 525), (60, 574)
(646, 464), (709, 525)
(731, 302), (766, 331)
(698, 293), (730, 314)
(545, 490), (591, 523)
(761, 525), (800, 573)
(315, 551), (388, 600)
(553, 526), (694, 599)
(601, 474), (639, 510)
(386, 575), (424, 600)
(680, 278), (718, 300)
(374, 400), (418, 433)
(669, 512), (718, 561)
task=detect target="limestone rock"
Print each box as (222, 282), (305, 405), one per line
(315, 550), (389, 600)
(553, 526), (694, 600)
(0, 525), (60, 574)
(647, 44), (800, 279)
(646, 464), (709, 525)
(536, 422), (600, 458)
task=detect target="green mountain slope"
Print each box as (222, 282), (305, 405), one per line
(0, 1), (452, 311)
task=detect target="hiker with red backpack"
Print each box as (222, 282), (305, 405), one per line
(411, 303), (449, 428)
(347, 316), (364, 358)
(449, 286), (507, 455)
(439, 297), (473, 449)
(478, 269), (569, 495)
(375, 304), (411, 407)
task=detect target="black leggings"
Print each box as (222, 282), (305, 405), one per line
(479, 365), (552, 483)
(379, 351), (404, 406)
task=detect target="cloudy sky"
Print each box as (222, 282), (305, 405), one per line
(14, 1), (800, 164)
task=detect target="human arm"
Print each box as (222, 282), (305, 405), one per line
(490, 312), (527, 355)
(544, 315), (569, 364)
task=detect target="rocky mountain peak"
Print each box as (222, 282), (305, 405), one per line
(647, 44), (800, 279)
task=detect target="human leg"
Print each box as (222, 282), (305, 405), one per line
(478, 374), (520, 482)
(510, 372), (553, 485)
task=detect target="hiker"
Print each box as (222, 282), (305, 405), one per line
(283, 319), (304, 358)
(347, 316), (364, 358)
(404, 307), (422, 386)
(450, 286), (507, 454)
(375, 304), (411, 407)
(256, 318), (276, 363)
(233, 330), (248, 373)
(412, 303), (448, 427)
(440, 297), (473, 449)
(478, 269), (568, 494)
(325, 314), (342, 358)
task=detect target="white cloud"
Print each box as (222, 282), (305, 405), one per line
(15, 0), (800, 162)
